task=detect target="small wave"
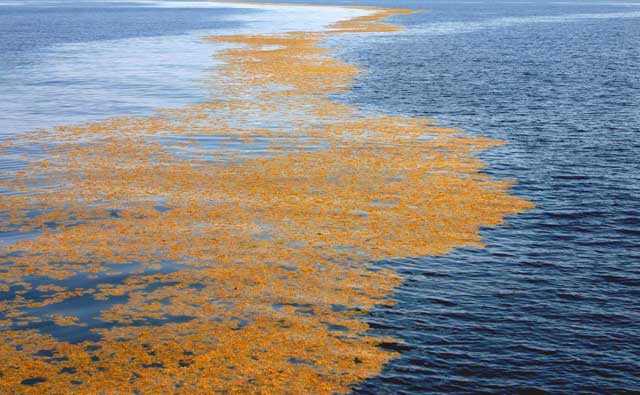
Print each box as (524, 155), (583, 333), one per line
(600, 275), (640, 287)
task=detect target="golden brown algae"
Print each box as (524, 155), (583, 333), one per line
(0, 4), (533, 395)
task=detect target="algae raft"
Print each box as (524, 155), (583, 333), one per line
(0, 5), (532, 394)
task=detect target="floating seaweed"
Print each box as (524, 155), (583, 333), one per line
(0, 4), (532, 394)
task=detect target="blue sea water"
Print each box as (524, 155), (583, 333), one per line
(324, 1), (640, 393)
(1, 0), (639, 394)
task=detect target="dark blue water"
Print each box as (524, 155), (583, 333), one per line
(319, 1), (640, 393)
(2, 1), (639, 393)
(261, 0), (640, 392)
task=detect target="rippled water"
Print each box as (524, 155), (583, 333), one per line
(2, 0), (639, 393)
(321, 1), (640, 393)
(250, 0), (639, 392)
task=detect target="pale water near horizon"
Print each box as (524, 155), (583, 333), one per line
(1, 1), (639, 394)
(0, 0), (369, 133)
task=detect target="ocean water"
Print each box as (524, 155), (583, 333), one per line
(1, 0), (639, 394)
(324, 1), (640, 393)
(231, 0), (640, 393)
(0, 0), (368, 133)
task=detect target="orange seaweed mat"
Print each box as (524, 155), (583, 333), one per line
(0, 5), (533, 395)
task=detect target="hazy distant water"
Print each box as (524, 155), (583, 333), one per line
(1, 1), (639, 394)
(0, 2), (229, 133)
(0, 0), (367, 133)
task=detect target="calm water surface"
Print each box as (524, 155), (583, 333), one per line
(0, 0), (364, 133)
(1, 0), (639, 394)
